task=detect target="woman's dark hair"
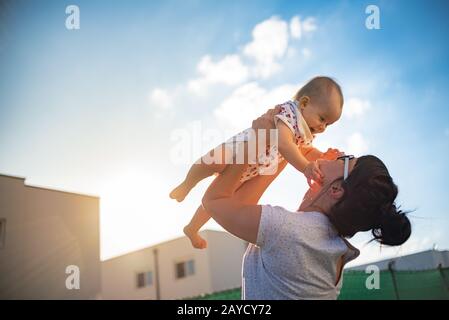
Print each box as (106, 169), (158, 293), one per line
(327, 155), (411, 246)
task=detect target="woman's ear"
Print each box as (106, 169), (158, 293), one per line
(329, 181), (345, 200)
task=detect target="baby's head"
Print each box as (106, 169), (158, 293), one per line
(293, 76), (344, 134)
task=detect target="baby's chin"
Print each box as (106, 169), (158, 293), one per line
(310, 128), (324, 135)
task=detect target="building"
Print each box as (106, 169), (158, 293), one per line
(0, 173), (101, 299)
(348, 249), (449, 271)
(101, 230), (247, 300)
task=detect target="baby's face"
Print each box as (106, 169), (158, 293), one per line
(301, 90), (342, 134)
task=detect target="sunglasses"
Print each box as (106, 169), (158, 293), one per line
(337, 155), (355, 180)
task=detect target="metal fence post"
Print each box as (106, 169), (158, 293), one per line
(388, 261), (400, 300)
(153, 248), (161, 300)
(437, 263), (449, 298)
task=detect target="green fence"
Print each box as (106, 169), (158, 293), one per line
(193, 266), (449, 300)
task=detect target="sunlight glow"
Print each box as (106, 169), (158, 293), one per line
(97, 167), (179, 260)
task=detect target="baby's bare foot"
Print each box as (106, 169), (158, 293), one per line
(169, 182), (192, 202)
(183, 226), (208, 249)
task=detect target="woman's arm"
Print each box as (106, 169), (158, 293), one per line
(202, 160), (287, 244)
(234, 159), (287, 205)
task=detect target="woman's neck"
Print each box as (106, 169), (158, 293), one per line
(299, 204), (328, 215)
(298, 185), (332, 214)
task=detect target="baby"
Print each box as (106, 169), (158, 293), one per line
(170, 76), (344, 248)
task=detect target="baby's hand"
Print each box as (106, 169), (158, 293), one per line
(304, 161), (323, 189)
(321, 148), (344, 161)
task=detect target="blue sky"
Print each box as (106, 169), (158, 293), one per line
(1, 0), (449, 264)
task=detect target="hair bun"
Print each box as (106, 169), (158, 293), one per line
(376, 205), (411, 246)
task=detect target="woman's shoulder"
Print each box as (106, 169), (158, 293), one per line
(258, 206), (350, 253)
(260, 206), (331, 233)
(262, 205), (326, 219)
(261, 204), (297, 220)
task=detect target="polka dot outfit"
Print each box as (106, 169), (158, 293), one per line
(225, 100), (314, 183)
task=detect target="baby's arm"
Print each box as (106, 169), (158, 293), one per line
(277, 121), (323, 185)
(302, 146), (343, 162)
(277, 122), (309, 171)
(301, 146), (323, 162)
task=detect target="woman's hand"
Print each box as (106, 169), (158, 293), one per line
(251, 105), (282, 142)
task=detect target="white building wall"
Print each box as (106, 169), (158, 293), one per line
(101, 230), (247, 300)
(0, 174), (101, 299)
(157, 234), (213, 300)
(207, 231), (247, 293)
(101, 249), (157, 299)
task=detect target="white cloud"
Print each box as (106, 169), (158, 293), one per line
(290, 16), (302, 39)
(289, 16), (317, 39)
(214, 82), (299, 132)
(302, 17), (317, 33)
(346, 132), (369, 155)
(187, 54), (249, 96)
(244, 16), (289, 63)
(344, 97), (371, 118)
(149, 88), (173, 109)
(243, 16), (289, 79)
(251, 62), (282, 79)
(178, 15), (318, 98)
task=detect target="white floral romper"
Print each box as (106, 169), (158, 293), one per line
(224, 100), (314, 183)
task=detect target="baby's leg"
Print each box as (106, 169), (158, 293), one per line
(184, 179), (245, 249)
(170, 144), (230, 202)
(183, 205), (210, 249)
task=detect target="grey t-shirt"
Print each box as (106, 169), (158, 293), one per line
(242, 205), (360, 300)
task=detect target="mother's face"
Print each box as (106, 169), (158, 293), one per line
(317, 157), (358, 186)
(301, 157), (358, 206)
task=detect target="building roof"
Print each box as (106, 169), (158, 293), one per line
(102, 229), (232, 262)
(0, 172), (99, 199)
(348, 249), (449, 271)
(0, 173), (26, 180)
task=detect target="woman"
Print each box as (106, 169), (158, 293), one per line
(201, 112), (411, 300)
